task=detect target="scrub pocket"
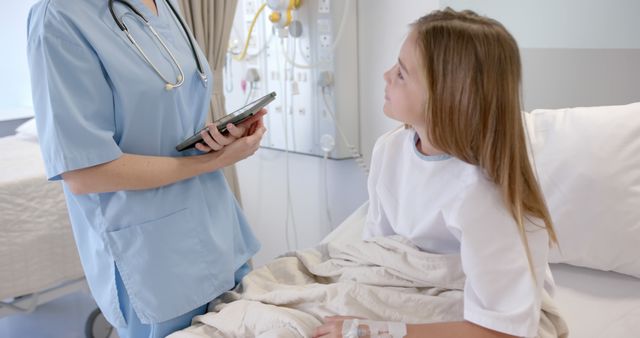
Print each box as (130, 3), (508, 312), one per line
(105, 208), (225, 324)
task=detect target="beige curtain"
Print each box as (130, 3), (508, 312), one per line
(179, 0), (242, 204)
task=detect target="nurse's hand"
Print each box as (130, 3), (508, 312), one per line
(195, 109), (267, 153)
(237, 108), (267, 137)
(195, 123), (240, 153)
(204, 114), (267, 169)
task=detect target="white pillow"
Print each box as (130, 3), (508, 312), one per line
(526, 102), (640, 278)
(14, 118), (39, 142)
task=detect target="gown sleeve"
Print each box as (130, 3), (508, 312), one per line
(362, 134), (395, 239)
(447, 178), (550, 337)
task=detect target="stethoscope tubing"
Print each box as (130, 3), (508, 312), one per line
(108, 0), (207, 90)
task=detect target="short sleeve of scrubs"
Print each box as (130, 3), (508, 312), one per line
(28, 4), (122, 181)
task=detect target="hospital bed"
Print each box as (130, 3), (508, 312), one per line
(325, 204), (640, 338)
(170, 102), (640, 337)
(169, 202), (640, 337)
(0, 133), (98, 333)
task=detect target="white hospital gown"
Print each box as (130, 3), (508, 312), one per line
(363, 127), (554, 337)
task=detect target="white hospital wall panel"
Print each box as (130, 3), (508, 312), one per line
(227, 0), (359, 159)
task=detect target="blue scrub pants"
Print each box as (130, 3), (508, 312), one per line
(114, 263), (251, 338)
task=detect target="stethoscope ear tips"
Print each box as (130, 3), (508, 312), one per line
(165, 84), (174, 91)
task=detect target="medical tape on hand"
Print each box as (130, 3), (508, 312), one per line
(342, 319), (407, 337)
(342, 319), (360, 338)
(386, 322), (408, 337)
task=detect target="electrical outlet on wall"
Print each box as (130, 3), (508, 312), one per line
(318, 0), (330, 14)
(320, 35), (331, 48)
(245, 0), (256, 15)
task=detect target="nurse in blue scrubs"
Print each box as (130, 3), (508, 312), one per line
(27, 0), (264, 337)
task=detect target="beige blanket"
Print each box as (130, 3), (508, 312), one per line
(170, 236), (568, 338)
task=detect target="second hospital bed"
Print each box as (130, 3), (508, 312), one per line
(0, 134), (85, 316)
(0, 133), (112, 337)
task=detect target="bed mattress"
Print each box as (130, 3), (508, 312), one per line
(0, 136), (83, 300)
(550, 263), (640, 338)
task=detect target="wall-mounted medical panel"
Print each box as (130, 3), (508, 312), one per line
(226, 0), (360, 159)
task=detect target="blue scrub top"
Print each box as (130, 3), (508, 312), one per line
(27, 0), (260, 326)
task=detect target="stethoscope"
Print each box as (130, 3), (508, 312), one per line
(108, 0), (208, 90)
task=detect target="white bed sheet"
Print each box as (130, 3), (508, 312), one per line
(0, 135), (83, 300)
(323, 202), (640, 338)
(550, 263), (640, 338)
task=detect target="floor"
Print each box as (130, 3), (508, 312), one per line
(0, 291), (118, 338)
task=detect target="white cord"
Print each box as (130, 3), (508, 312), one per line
(330, 0), (351, 53)
(244, 82), (255, 105)
(288, 36), (298, 151)
(281, 43), (292, 251)
(280, 39), (298, 251)
(286, 29), (299, 240)
(321, 87), (369, 174)
(323, 151), (334, 228)
(224, 53), (234, 93)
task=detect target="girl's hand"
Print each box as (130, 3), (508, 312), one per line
(313, 316), (368, 338)
(195, 108), (267, 152)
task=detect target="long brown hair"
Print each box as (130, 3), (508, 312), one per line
(411, 8), (558, 272)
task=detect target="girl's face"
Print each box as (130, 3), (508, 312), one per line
(383, 31), (427, 127)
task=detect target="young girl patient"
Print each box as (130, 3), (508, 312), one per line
(313, 8), (559, 338)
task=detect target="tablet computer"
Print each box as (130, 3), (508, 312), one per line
(176, 91), (276, 152)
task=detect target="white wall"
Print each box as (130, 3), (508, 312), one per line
(0, 1), (39, 117)
(357, 0), (440, 165)
(442, 0), (640, 110)
(520, 48), (640, 110)
(441, 0), (640, 49)
(236, 149), (367, 265)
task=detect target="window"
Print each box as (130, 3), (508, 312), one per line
(0, 1), (39, 121)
